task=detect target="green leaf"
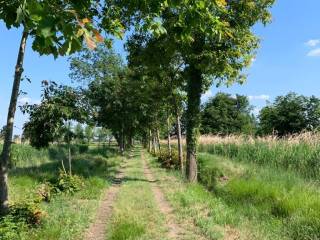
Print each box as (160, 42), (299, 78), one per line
(16, 6), (24, 24)
(29, 14), (42, 22)
(41, 27), (53, 38)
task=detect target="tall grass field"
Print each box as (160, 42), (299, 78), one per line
(158, 133), (320, 239)
(198, 133), (320, 179)
(0, 143), (122, 240)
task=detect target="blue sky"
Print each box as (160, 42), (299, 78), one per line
(1, 0), (320, 135)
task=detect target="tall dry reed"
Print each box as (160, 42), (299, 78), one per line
(198, 132), (320, 179)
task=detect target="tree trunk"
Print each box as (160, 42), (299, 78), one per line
(167, 116), (172, 160)
(119, 137), (123, 153)
(68, 143), (72, 175)
(114, 133), (120, 148)
(156, 129), (161, 153)
(120, 129), (125, 155)
(185, 64), (202, 182)
(122, 132), (125, 153)
(130, 136), (133, 147)
(0, 30), (28, 214)
(142, 133), (147, 148)
(67, 121), (72, 175)
(152, 132), (157, 155)
(61, 158), (67, 175)
(176, 112), (184, 173)
(148, 129), (152, 153)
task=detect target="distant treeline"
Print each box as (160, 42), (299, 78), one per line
(199, 92), (320, 136)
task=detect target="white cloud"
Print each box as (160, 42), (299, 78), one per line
(248, 94), (270, 101)
(252, 106), (262, 116)
(306, 39), (320, 47)
(18, 97), (31, 105)
(307, 48), (320, 57)
(18, 97), (40, 105)
(201, 89), (213, 103)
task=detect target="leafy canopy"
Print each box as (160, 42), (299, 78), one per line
(114, 0), (274, 88)
(21, 81), (87, 148)
(201, 93), (256, 135)
(258, 93), (320, 136)
(0, 0), (124, 57)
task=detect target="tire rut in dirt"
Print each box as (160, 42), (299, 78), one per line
(141, 152), (182, 239)
(84, 163), (126, 240)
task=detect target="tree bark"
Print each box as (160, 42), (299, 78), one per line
(68, 143), (72, 175)
(185, 64), (202, 182)
(148, 129), (152, 153)
(176, 112), (184, 173)
(119, 138), (123, 154)
(129, 136), (133, 147)
(67, 121), (72, 175)
(120, 128), (125, 155)
(152, 132), (157, 155)
(156, 129), (161, 153)
(167, 116), (172, 160)
(114, 133), (119, 148)
(0, 30), (28, 214)
(142, 133), (147, 148)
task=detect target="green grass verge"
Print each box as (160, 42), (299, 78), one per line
(6, 144), (122, 240)
(147, 152), (299, 240)
(198, 153), (320, 240)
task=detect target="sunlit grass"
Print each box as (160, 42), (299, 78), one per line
(199, 153), (320, 240)
(148, 149), (320, 240)
(106, 149), (167, 240)
(3, 144), (122, 240)
(198, 133), (320, 179)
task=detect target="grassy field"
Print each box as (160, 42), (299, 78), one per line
(2, 138), (320, 240)
(149, 154), (269, 239)
(198, 133), (320, 179)
(157, 134), (320, 239)
(198, 153), (320, 240)
(1, 144), (123, 240)
(150, 150), (320, 239)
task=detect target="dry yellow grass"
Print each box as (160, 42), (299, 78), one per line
(199, 132), (320, 146)
(164, 132), (320, 147)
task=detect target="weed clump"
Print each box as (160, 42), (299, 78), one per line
(8, 202), (44, 225)
(52, 170), (84, 194)
(36, 182), (54, 202)
(35, 170), (84, 202)
(157, 149), (180, 169)
(0, 202), (45, 240)
(198, 154), (227, 191)
(0, 215), (26, 240)
(198, 164), (223, 191)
